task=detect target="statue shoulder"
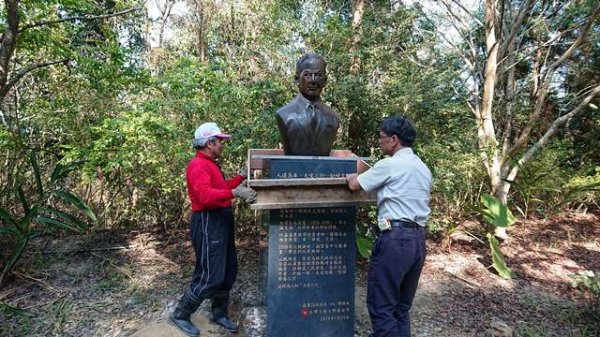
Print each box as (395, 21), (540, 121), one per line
(276, 98), (301, 117)
(320, 104), (337, 114)
(319, 103), (340, 121)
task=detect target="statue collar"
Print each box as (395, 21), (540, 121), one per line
(297, 94), (321, 108)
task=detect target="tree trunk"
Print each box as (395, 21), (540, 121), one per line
(157, 0), (175, 48)
(349, 0), (365, 76)
(198, 25), (206, 63)
(0, 0), (20, 104)
(346, 0), (366, 154)
(188, 0), (209, 64)
(479, 0), (507, 239)
(479, 0), (500, 190)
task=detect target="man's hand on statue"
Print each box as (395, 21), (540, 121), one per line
(346, 173), (361, 191)
(233, 186), (257, 204)
(345, 173), (357, 183)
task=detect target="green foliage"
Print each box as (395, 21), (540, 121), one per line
(0, 300), (34, 336)
(424, 140), (483, 231)
(571, 271), (600, 298)
(145, 56), (287, 163)
(512, 144), (600, 217)
(571, 270), (600, 325)
(555, 176), (600, 211)
(61, 108), (188, 227)
(472, 194), (517, 279)
(354, 205), (378, 259)
(478, 194), (516, 228)
(486, 233), (515, 279)
(4, 0), (484, 235)
(0, 152), (96, 285)
(0, 0), (147, 231)
(356, 237), (373, 259)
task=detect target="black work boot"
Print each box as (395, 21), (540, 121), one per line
(210, 291), (238, 333)
(169, 291), (203, 337)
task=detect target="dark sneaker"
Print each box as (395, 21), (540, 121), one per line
(210, 316), (238, 333)
(169, 316), (200, 337)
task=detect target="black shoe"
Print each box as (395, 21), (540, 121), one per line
(210, 316), (239, 333)
(169, 316), (200, 337)
(210, 291), (238, 333)
(169, 292), (203, 337)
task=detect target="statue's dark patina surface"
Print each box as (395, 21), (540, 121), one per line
(275, 53), (340, 156)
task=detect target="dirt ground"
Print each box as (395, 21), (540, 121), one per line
(0, 211), (598, 337)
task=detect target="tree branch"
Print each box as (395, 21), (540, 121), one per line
(0, 108), (7, 127)
(0, 59), (69, 100)
(448, 0), (483, 27)
(157, 0), (176, 48)
(547, 2), (600, 72)
(18, 7), (139, 33)
(439, 0), (478, 39)
(509, 3), (600, 157)
(513, 83), (600, 171)
(499, 0), (535, 60)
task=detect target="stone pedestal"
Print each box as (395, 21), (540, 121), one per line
(248, 150), (374, 337)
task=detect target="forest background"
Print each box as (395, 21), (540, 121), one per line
(0, 0), (599, 334)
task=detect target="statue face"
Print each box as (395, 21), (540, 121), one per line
(296, 59), (327, 101)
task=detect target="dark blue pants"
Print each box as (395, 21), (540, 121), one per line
(367, 226), (426, 337)
(187, 207), (237, 301)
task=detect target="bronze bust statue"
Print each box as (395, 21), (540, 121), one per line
(275, 53), (340, 156)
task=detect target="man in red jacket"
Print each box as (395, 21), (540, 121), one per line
(170, 122), (256, 337)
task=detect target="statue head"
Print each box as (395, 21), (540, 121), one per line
(295, 52), (327, 101)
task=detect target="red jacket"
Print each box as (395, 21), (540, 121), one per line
(186, 152), (245, 211)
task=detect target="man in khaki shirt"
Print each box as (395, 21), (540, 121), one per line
(347, 115), (432, 337)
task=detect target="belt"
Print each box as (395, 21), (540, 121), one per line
(390, 220), (420, 228)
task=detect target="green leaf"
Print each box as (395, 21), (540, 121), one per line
(17, 185), (29, 213)
(487, 233), (514, 279)
(30, 151), (44, 198)
(0, 301), (32, 317)
(1, 235), (30, 280)
(51, 161), (82, 183)
(53, 190), (96, 221)
(479, 194), (516, 228)
(34, 216), (81, 233)
(356, 238), (373, 259)
(472, 206), (494, 222)
(467, 204), (494, 223)
(0, 226), (17, 236)
(42, 207), (90, 230)
(0, 208), (17, 227)
(17, 205), (38, 236)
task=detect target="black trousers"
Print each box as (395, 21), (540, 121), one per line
(187, 207), (237, 301)
(367, 226), (426, 337)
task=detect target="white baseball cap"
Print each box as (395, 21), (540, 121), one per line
(193, 122), (231, 147)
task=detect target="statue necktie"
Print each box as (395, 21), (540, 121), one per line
(307, 104), (315, 118)
(308, 104), (318, 131)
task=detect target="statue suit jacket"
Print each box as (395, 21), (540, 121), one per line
(275, 95), (340, 156)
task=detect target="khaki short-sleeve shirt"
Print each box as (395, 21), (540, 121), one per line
(357, 148), (432, 226)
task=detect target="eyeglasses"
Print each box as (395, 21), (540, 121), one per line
(300, 71), (325, 81)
